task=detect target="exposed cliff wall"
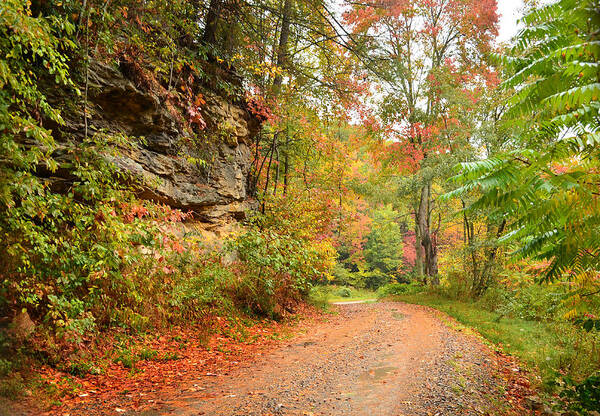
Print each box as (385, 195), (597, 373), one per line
(53, 60), (260, 224)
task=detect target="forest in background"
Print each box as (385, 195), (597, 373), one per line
(1, 0), (599, 413)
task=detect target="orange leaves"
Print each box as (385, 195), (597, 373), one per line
(118, 6), (128, 19)
(343, 1), (385, 32)
(492, 350), (539, 414)
(134, 15), (151, 34)
(119, 202), (191, 224)
(161, 235), (185, 254)
(179, 79), (207, 130)
(120, 202), (149, 223)
(194, 93), (206, 107)
(41, 307), (321, 415)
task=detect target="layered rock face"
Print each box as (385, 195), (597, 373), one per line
(61, 61), (259, 223)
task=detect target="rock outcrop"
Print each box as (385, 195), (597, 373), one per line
(55, 61), (260, 223)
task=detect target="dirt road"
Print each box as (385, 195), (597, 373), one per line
(135, 302), (524, 416)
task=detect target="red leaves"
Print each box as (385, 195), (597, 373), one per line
(41, 305), (321, 415)
(187, 104), (207, 130)
(246, 93), (273, 122)
(343, 0), (384, 32)
(162, 235), (185, 254)
(402, 231), (418, 268)
(121, 202), (149, 223)
(187, 92), (207, 129)
(493, 350), (541, 414)
(119, 202), (192, 224)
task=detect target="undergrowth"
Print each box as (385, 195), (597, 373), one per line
(395, 290), (600, 413)
(0, 0), (337, 401)
(309, 285), (378, 304)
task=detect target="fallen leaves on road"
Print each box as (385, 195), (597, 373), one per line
(28, 304), (323, 416)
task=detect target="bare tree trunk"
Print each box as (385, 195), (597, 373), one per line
(261, 134), (277, 212)
(272, 0), (293, 93)
(413, 212), (424, 281)
(283, 143), (289, 195)
(255, 0), (292, 211)
(273, 144), (280, 196)
(202, 0), (223, 46)
(462, 200), (481, 295)
(417, 182), (439, 285)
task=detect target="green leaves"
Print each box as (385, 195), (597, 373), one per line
(445, 0), (600, 290)
(574, 318), (600, 332)
(545, 83), (600, 113)
(0, 0), (76, 211)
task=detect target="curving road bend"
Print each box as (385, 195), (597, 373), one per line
(141, 302), (520, 416)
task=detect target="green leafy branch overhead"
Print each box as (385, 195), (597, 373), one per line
(446, 0), (600, 290)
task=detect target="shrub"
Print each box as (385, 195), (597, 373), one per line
(496, 285), (564, 321)
(560, 373), (600, 413)
(308, 285), (331, 309)
(476, 284), (566, 322)
(168, 258), (235, 319)
(438, 268), (473, 300)
(0, 132), (163, 340)
(361, 270), (390, 290)
(377, 282), (423, 297)
(226, 213), (336, 318)
(335, 287), (352, 298)
(332, 264), (365, 288)
(331, 267), (393, 291)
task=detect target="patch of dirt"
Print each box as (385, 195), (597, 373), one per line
(12, 302), (538, 415)
(131, 303), (532, 415)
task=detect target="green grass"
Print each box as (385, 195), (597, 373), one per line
(309, 285), (377, 306)
(328, 287), (378, 302)
(395, 292), (600, 389)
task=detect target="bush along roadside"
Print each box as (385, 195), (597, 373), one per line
(1, 201), (335, 404)
(0, 0), (338, 403)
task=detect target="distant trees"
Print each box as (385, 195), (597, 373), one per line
(333, 204), (406, 289)
(363, 206), (405, 278)
(344, 0), (499, 284)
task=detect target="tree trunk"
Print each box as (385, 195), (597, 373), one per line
(471, 219), (506, 297)
(272, 0), (293, 93)
(273, 144), (280, 196)
(261, 134), (277, 212)
(417, 182), (439, 285)
(202, 0), (223, 46)
(283, 144), (289, 195)
(413, 213), (424, 281)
